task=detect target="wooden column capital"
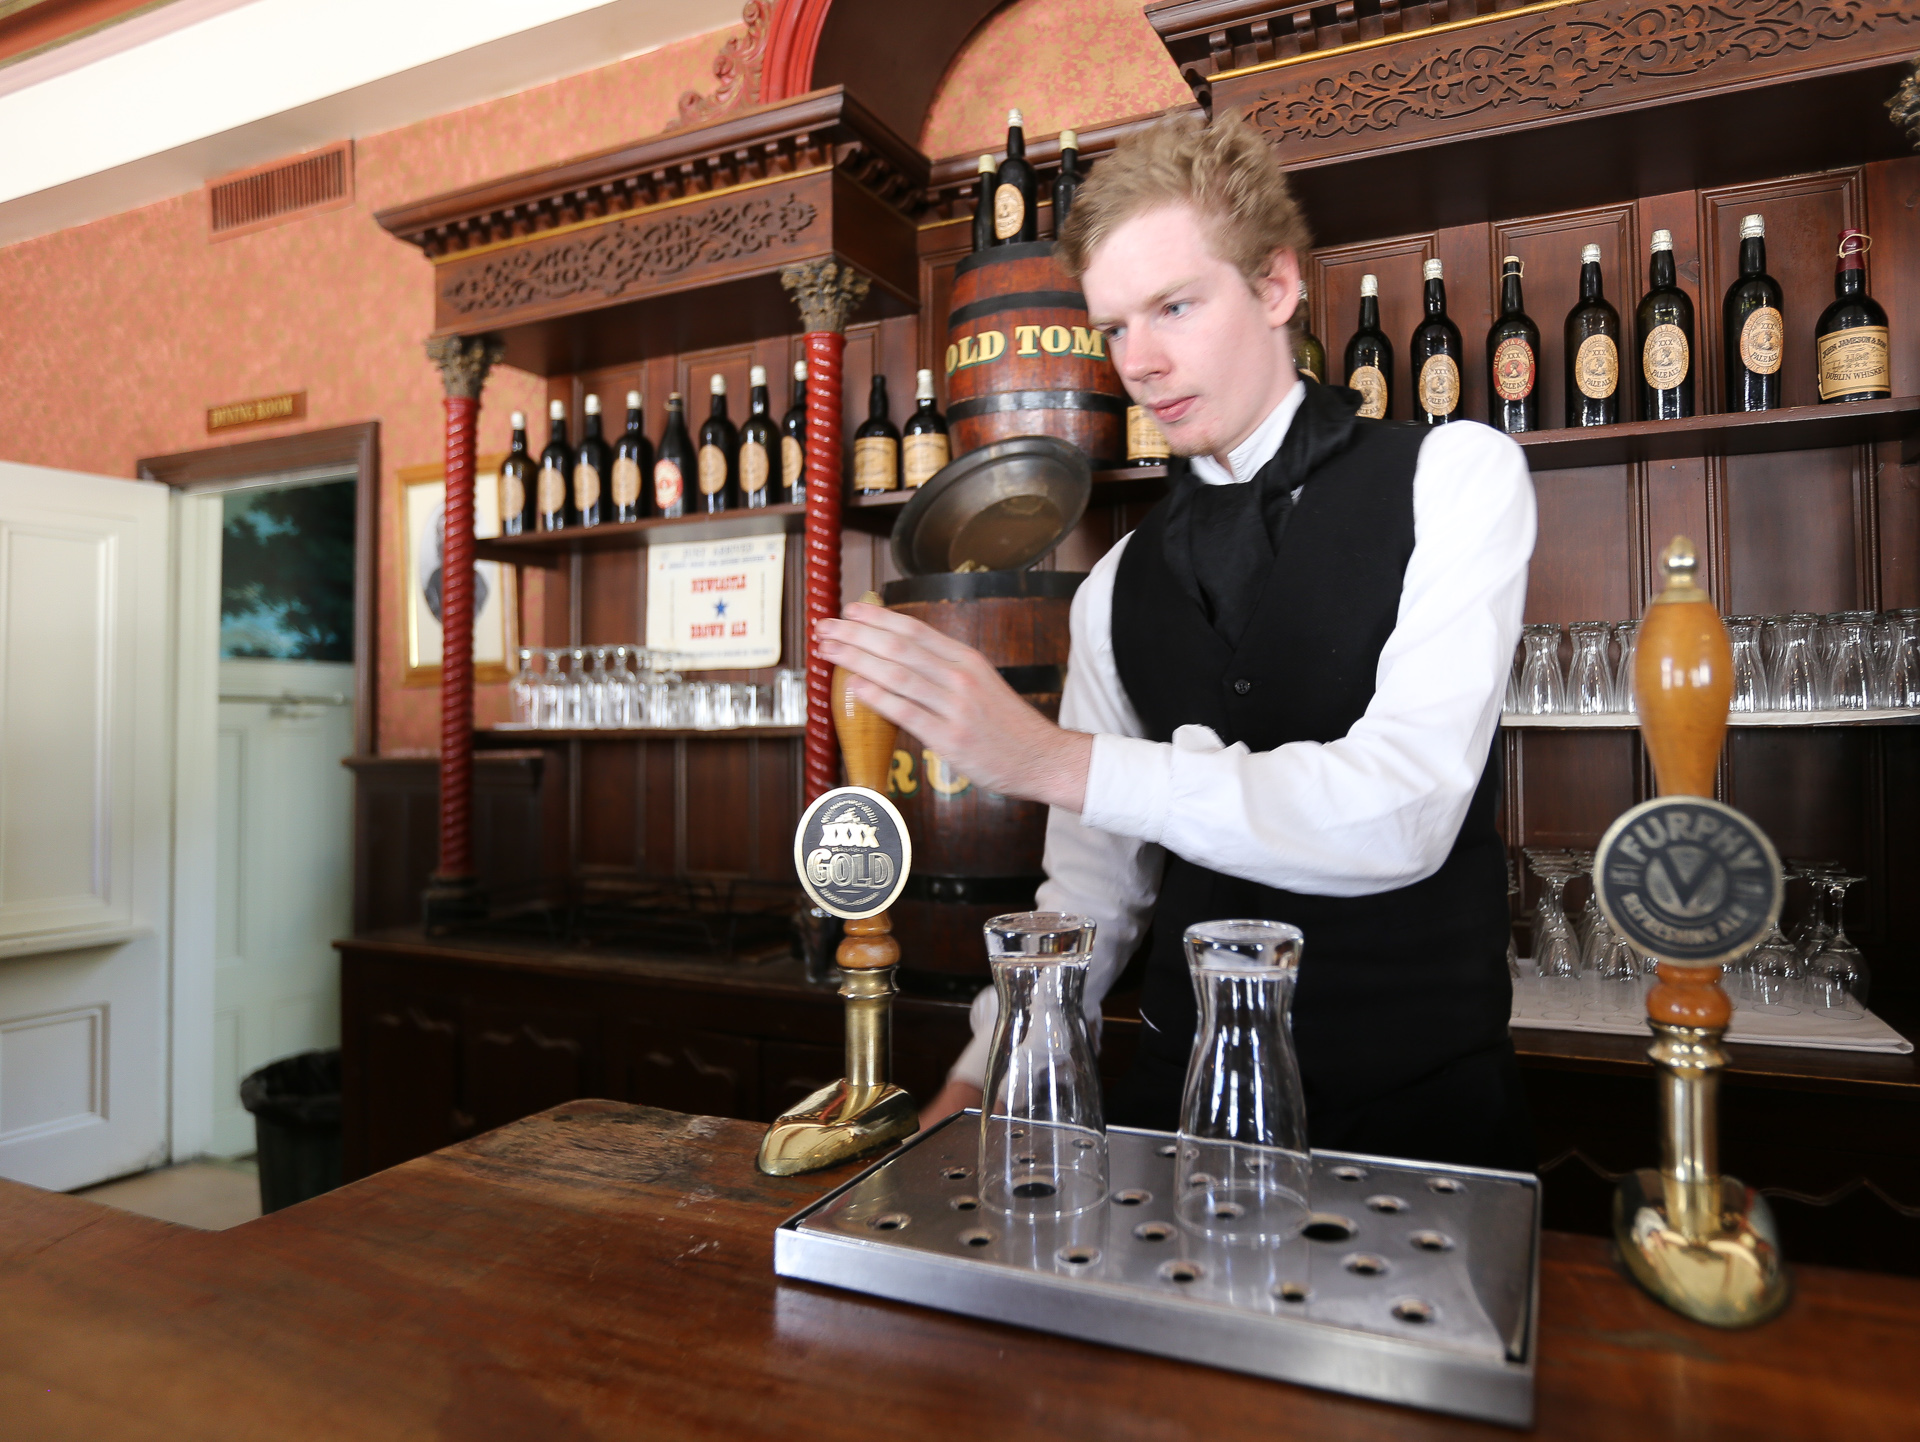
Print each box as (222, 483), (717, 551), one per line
(779, 258), (870, 334)
(424, 334), (504, 400)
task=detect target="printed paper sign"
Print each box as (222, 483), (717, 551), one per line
(645, 533), (785, 670)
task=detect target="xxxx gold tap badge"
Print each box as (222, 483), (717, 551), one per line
(1593, 796), (1782, 967)
(1739, 306), (1784, 375)
(1418, 354), (1460, 417)
(1575, 334), (1619, 399)
(794, 786), (912, 920)
(1642, 324), (1690, 391)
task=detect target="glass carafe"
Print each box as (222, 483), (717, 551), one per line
(979, 912), (1106, 1220)
(1566, 623), (1614, 715)
(1175, 919), (1309, 1243)
(1517, 624), (1565, 715)
(1727, 617), (1769, 714)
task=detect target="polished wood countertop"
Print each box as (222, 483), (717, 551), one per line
(5, 1103), (1918, 1439)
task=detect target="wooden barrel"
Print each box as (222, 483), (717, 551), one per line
(945, 241), (1126, 467)
(879, 569), (1084, 984)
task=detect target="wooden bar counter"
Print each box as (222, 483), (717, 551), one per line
(4, 1103), (1916, 1439)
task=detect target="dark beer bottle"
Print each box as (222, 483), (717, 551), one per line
(1052, 129), (1082, 231)
(1294, 281), (1326, 385)
(739, 366), (777, 509)
(902, 369), (950, 490)
(573, 393), (610, 527)
(611, 390), (650, 523)
(653, 393), (693, 520)
(1344, 273), (1392, 420)
(1637, 230), (1695, 420)
(537, 399), (572, 531)
(993, 109), (1038, 245)
(1410, 259), (1463, 425)
(970, 156), (996, 254)
(781, 361), (807, 506)
(1724, 214), (1785, 412)
(852, 375), (900, 494)
(499, 410), (535, 536)
(1486, 257), (1540, 434)
(1815, 230), (1891, 404)
(1565, 244), (1621, 426)
(696, 373), (737, 514)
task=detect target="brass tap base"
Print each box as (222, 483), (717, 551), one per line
(1612, 1168), (1792, 1328)
(755, 1079), (917, 1177)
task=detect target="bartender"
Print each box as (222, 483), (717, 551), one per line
(816, 113), (1537, 1171)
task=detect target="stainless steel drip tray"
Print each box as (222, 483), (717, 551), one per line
(774, 1115), (1539, 1428)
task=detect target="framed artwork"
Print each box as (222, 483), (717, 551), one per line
(401, 456), (516, 686)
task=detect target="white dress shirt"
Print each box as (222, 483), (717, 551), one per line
(948, 387), (1536, 1089)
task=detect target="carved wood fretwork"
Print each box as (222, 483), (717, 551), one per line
(439, 190), (821, 320)
(1241, 0), (1920, 143)
(673, 0), (771, 131)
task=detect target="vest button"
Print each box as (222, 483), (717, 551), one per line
(1233, 678), (1252, 695)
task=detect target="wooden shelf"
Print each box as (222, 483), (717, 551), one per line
(1504, 709), (1920, 730)
(477, 726), (803, 743)
(474, 505), (803, 567)
(1515, 396), (1920, 473)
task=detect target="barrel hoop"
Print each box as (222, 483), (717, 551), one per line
(948, 290), (1088, 329)
(947, 390), (1128, 421)
(899, 874), (1043, 906)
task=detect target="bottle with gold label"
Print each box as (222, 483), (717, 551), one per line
(574, 393), (610, 528)
(654, 392), (692, 520)
(1126, 405), (1170, 465)
(781, 361), (807, 506)
(537, 398), (572, 532)
(1565, 244), (1621, 427)
(1486, 256), (1539, 434)
(853, 374), (900, 493)
(1293, 281), (1326, 386)
(696, 373), (737, 514)
(1052, 130), (1082, 232)
(1636, 230), (1695, 420)
(993, 109), (1038, 246)
(1410, 259), (1462, 425)
(739, 366), (777, 509)
(970, 156), (996, 254)
(1343, 273), (1392, 420)
(903, 370), (950, 488)
(1724, 214), (1784, 412)
(1816, 230), (1890, 404)
(500, 411), (534, 536)
(612, 391), (650, 523)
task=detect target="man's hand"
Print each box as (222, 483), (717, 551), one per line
(815, 602), (1092, 812)
(917, 1078), (983, 1132)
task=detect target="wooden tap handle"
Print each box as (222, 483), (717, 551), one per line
(1636, 536), (1732, 799)
(830, 591), (899, 793)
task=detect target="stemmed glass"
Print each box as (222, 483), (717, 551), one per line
(1744, 921), (1803, 1014)
(1566, 623), (1613, 715)
(1518, 625), (1565, 715)
(1806, 874), (1869, 1016)
(1611, 620), (1640, 714)
(1789, 860), (1837, 967)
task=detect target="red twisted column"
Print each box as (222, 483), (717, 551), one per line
(781, 259), (871, 803)
(424, 334), (503, 927)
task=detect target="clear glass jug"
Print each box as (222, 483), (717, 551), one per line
(1176, 919), (1309, 1244)
(979, 912), (1106, 1220)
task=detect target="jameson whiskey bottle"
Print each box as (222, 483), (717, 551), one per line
(1565, 244), (1621, 427)
(993, 110), (1038, 245)
(970, 156), (996, 254)
(1344, 273), (1392, 420)
(781, 361), (807, 505)
(696, 373), (737, 514)
(574, 393), (610, 528)
(1293, 282), (1326, 384)
(537, 399), (572, 531)
(1486, 256), (1539, 434)
(611, 390), (650, 523)
(1052, 130), (1082, 230)
(739, 366), (777, 509)
(1637, 230), (1695, 420)
(499, 411), (535, 536)
(1725, 214), (1785, 412)
(1816, 230), (1891, 404)
(902, 369), (950, 489)
(1411, 259), (1463, 425)
(1127, 405), (1170, 464)
(654, 393), (693, 520)
(853, 374), (900, 493)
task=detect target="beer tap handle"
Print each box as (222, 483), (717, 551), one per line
(1635, 536), (1731, 799)
(831, 592), (901, 972)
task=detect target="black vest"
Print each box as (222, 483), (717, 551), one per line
(1109, 410), (1511, 1134)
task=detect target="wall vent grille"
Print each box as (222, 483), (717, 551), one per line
(208, 143), (352, 239)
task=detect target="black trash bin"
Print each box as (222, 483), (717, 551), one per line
(239, 1049), (342, 1213)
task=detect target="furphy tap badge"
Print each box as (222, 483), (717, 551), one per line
(1593, 796), (1782, 967)
(794, 786), (911, 920)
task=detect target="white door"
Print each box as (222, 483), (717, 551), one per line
(0, 462), (171, 1192)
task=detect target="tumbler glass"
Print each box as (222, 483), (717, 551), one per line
(1888, 611), (1920, 710)
(537, 649), (567, 728)
(1176, 919), (1309, 1244)
(1518, 624), (1565, 715)
(689, 680), (718, 730)
(510, 648), (536, 726)
(775, 667), (806, 726)
(586, 646), (613, 727)
(565, 648), (589, 728)
(1771, 615), (1820, 712)
(979, 913), (1106, 1220)
(1827, 612), (1875, 711)
(1566, 623), (1614, 715)
(1612, 620), (1641, 714)
(1727, 618), (1770, 714)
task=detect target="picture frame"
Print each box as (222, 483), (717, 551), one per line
(400, 455), (516, 686)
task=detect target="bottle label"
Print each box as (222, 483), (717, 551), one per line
(1739, 306), (1784, 375)
(611, 457), (641, 509)
(854, 436), (899, 491)
(502, 471), (525, 520)
(1126, 405), (1170, 460)
(1492, 338), (1535, 401)
(1575, 335), (1619, 399)
(1349, 365), (1388, 420)
(1817, 325), (1889, 399)
(1418, 354), (1460, 417)
(1642, 323), (1690, 391)
(994, 183), (1024, 241)
(538, 462), (567, 516)
(782, 435), (805, 489)
(572, 461), (601, 514)
(698, 444), (728, 495)
(740, 441), (770, 494)
(653, 458), (683, 511)
(903, 433), (950, 488)
(1296, 356), (1319, 384)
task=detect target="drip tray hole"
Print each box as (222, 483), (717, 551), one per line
(1392, 1298), (1437, 1324)
(1275, 1281), (1310, 1304)
(1410, 1230), (1453, 1252)
(1344, 1253), (1389, 1277)
(1057, 1246), (1100, 1267)
(1300, 1213), (1357, 1243)
(1366, 1195), (1408, 1213)
(1159, 1260), (1203, 1284)
(949, 1195), (980, 1212)
(1112, 1189), (1152, 1206)
(959, 1229), (994, 1248)
(870, 1213), (910, 1232)
(1133, 1221), (1175, 1242)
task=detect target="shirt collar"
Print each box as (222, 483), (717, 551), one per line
(1188, 380), (1307, 487)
